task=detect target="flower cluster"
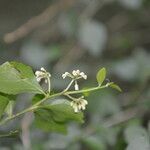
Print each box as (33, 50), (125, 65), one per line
(62, 70), (87, 91)
(62, 70), (87, 80)
(35, 68), (88, 112)
(35, 67), (51, 83)
(70, 96), (88, 113)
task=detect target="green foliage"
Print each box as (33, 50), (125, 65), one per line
(0, 94), (9, 119)
(34, 108), (67, 133)
(0, 62), (44, 95)
(0, 0), (150, 148)
(32, 94), (45, 105)
(82, 136), (106, 150)
(96, 67), (106, 86)
(46, 100), (84, 123)
(0, 61), (119, 137)
(109, 82), (122, 92)
(34, 100), (83, 133)
(82, 87), (91, 97)
(5, 101), (15, 117)
(0, 93), (16, 119)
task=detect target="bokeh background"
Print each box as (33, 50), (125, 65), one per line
(0, 0), (150, 149)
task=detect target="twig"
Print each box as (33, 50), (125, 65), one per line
(54, 0), (114, 72)
(3, 0), (75, 43)
(21, 113), (33, 149)
(79, 0), (104, 22)
(84, 107), (141, 136)
(63, 79), (75, 92)
(0, 84), (109, 126)
(102, 107), (139, 128)
(54, 45), (84, 72)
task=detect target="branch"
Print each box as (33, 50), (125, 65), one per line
(0, 84), (109, 126)
(102, 107), (139, 128)
(3, 0), (75, 43)
(65, 84), (108, 95)
(84, 107), (140, 136)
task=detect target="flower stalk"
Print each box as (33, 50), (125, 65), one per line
(0, 66), (118, 126)
(0, 83), (110, 126)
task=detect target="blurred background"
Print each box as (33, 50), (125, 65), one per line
(0, 0), (150, 149)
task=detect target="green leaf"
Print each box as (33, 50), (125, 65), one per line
(34, 100), (84, 133)
(109, 83), (122, 92)
(34, 109), (67, 133)
(0, 95), (9, 119)
(0, 62), (44, 95)
(48, 103), (84, 123)
(96, 68), (106, 86)
(82, 87), (91, 97)
(0, 93), (16, 119)
(10, 61), (35, 78)
(0, 92), (16, 101)
(82, 136), (106, 150)
(32, 94), (45, 105)
(5, 101), (15, 117)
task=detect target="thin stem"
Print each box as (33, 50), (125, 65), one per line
(65, 85), (108, 95)
(64, 94), (76, 100)
(35, 92), (63, 106)
(63, 79), (74, 92)
(0, 93), (62, 126)
(0, 84), (108, 126)
(0, 105), (38, 126)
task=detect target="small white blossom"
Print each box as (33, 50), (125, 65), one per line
(62, 72), (70, 79)
(74, 82), (79, 90)
(35, 67), (51, 83)
(40, 67), (46, 72)
(62, 70), (87, 91)
(72, 70), (87, 79)
(70, 97), (88, 113)
(80, 72), (87, 79)
(72, 70), (80, 76)
(62, 70), (87, 80)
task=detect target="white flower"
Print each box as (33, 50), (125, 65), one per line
(35, 67), (51, 83)
(62, 70), (87, 91)
(72, 70), (87, 79)
(80, 72), (87, 79)
(72, 70), (80, 76)
(62, 72), (70, 79)
(62, 70), (87, 80)
(70, 97), (88, 113)
(74, 82), (79, 90)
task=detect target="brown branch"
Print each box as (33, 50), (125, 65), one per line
(102, 107), (139, 128)
(21, 113), (33, 149)
(85, 107), (142, 136)
(53, 0), (113, 71)
(54, 44), (85, 72)
(3, 0), (75, 43)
